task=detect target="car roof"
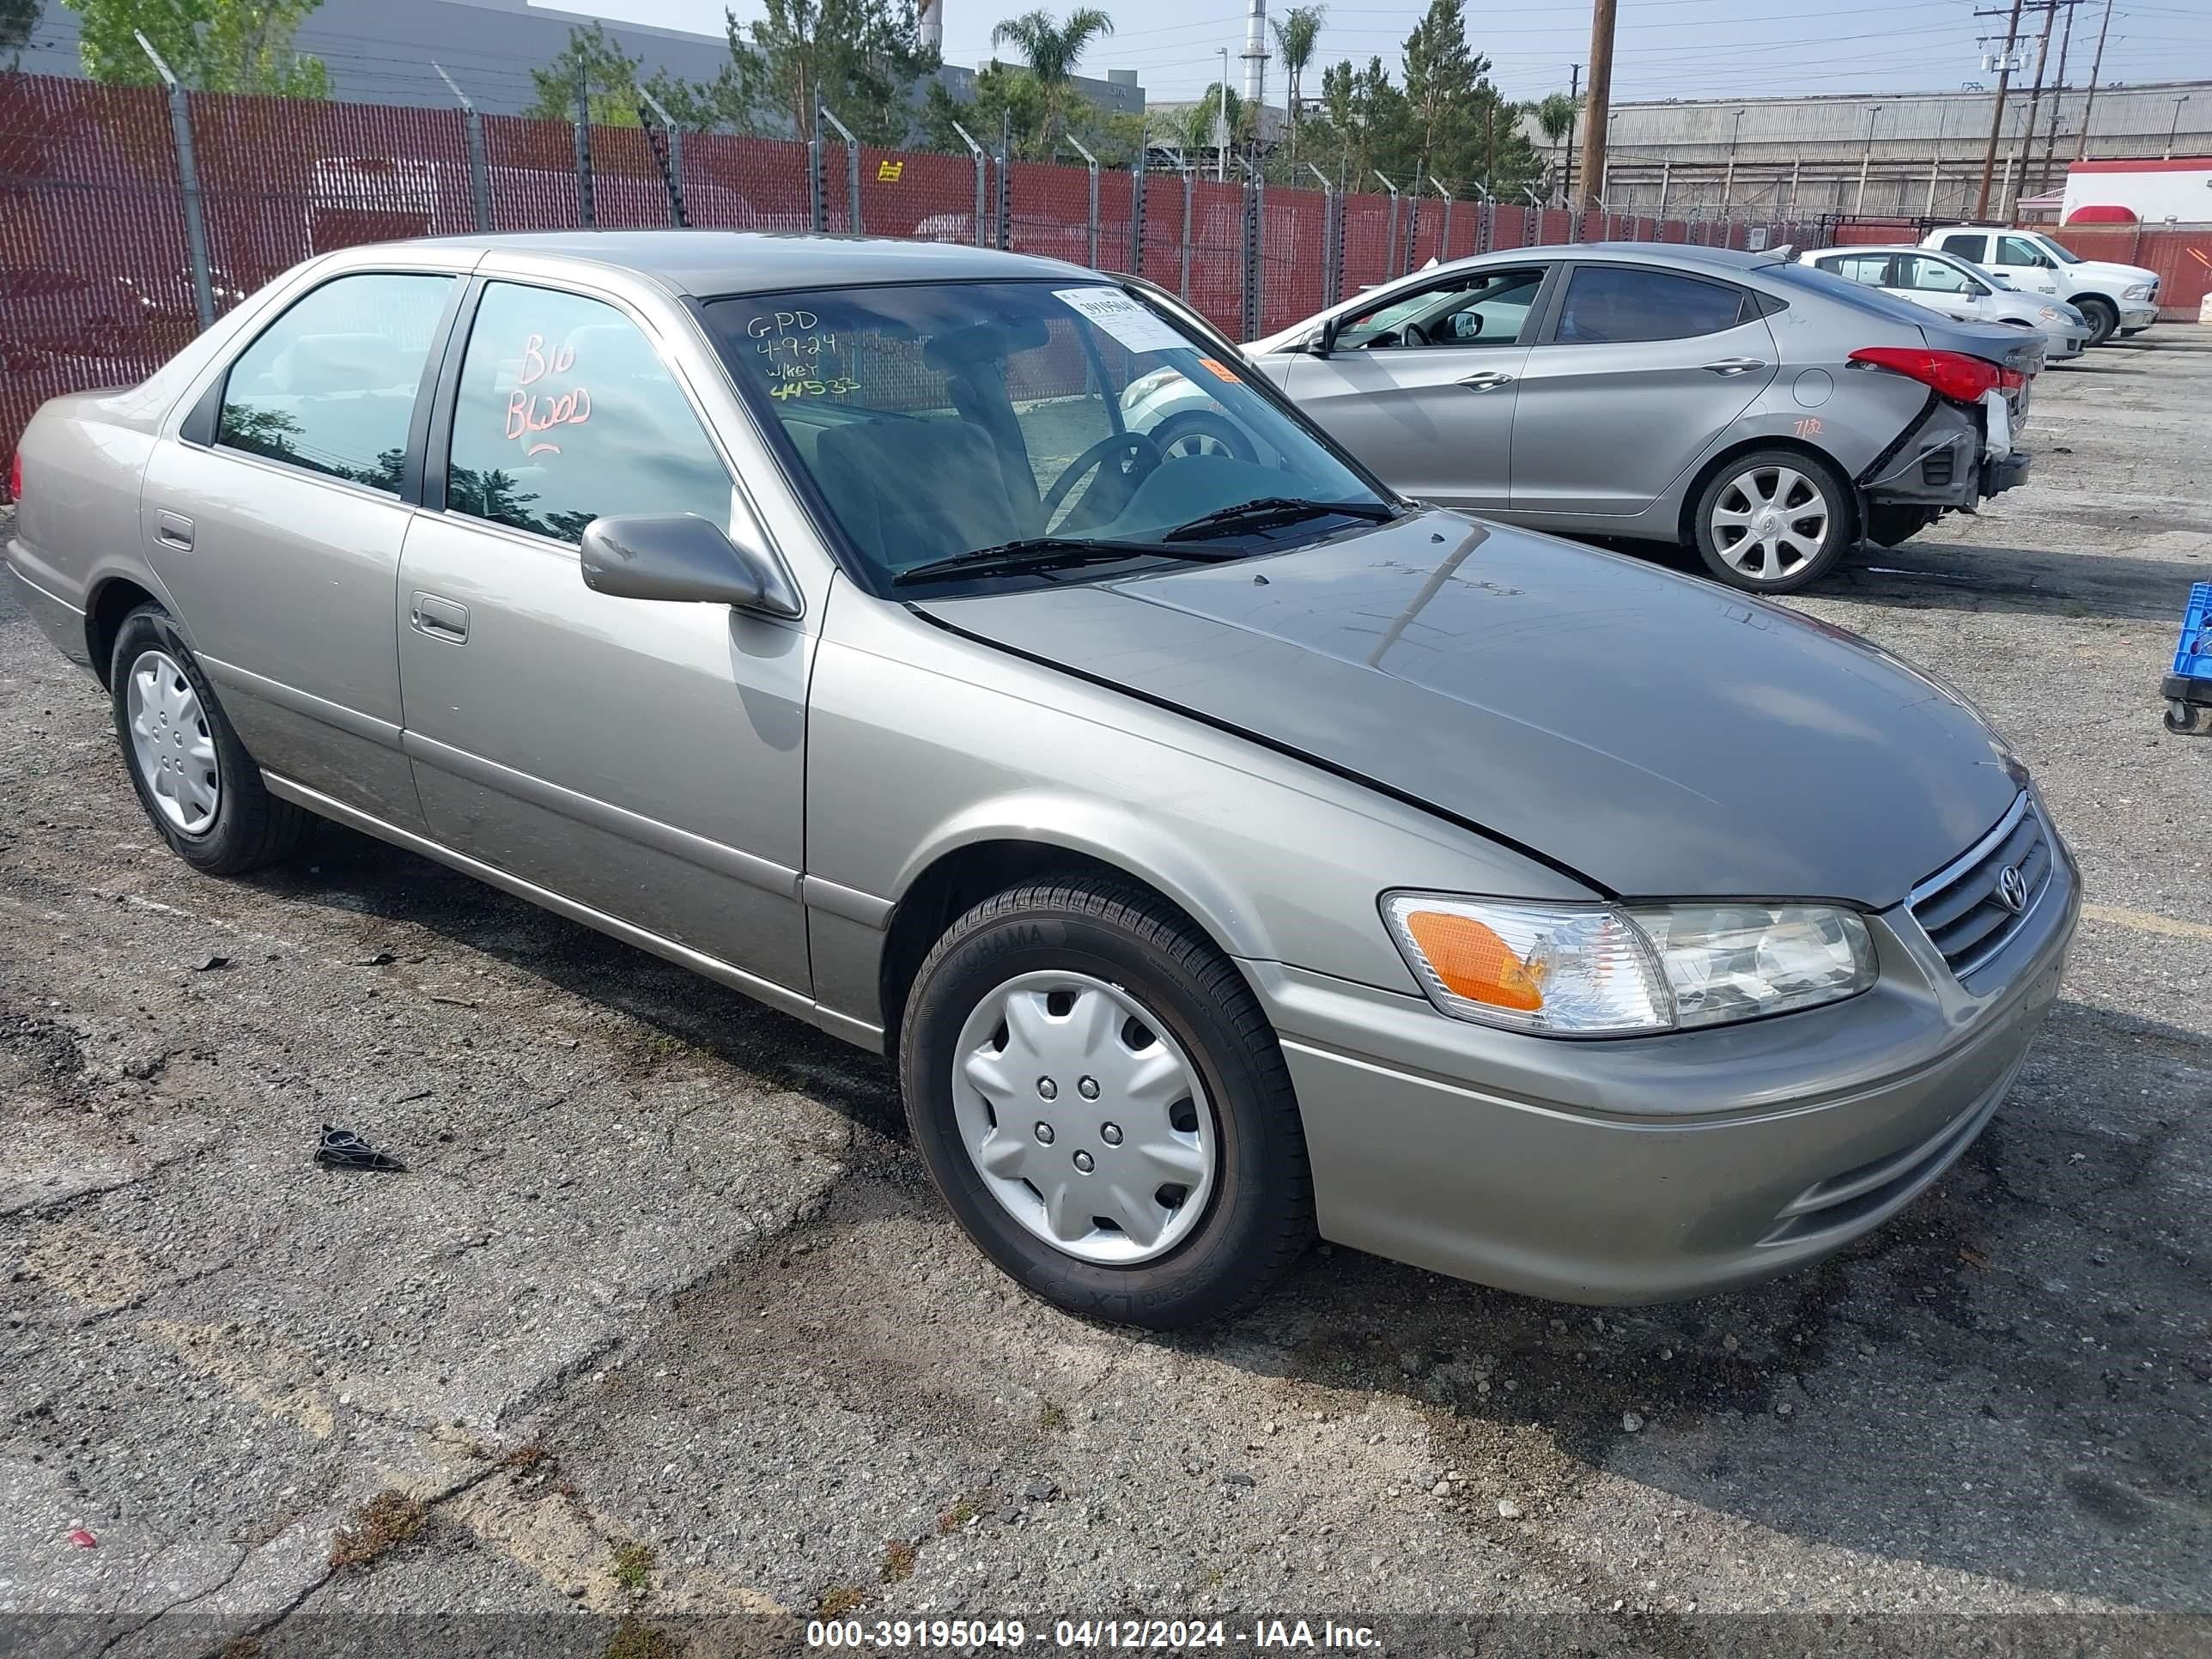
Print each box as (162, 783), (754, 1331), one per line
(1508, 240), (1785, 273)
(389, 229), (1097, 297)
(1802, 245), (1929, 258)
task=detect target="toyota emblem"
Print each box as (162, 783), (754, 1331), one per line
(1994, 862), (2029, 915)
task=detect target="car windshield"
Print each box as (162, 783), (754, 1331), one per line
(2031, 234), (2082, 265)
(702, 281), (1390, 592)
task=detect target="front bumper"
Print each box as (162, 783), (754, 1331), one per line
(2119, 301), (2159, 333)
(1256, 832), (2077, 1304)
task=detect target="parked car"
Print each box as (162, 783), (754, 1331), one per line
(1919, 226), (2159, 346)
(3, 233), (2078, 1328)
(1796, 244), (2089, 362)
(1127, 243), (2043, 586)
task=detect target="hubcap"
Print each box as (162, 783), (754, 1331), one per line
(1711, 464), (1830, 582)
(125, 649), (220, 836)
(1162, 428), (1237, 460)
(951, 970), (1216, 1266)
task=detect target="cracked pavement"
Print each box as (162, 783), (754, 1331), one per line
(1, 335), (2208, 1657)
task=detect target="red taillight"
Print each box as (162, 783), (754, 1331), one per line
(4, 451), (18, 505)
(1849, 345), (2005, 404)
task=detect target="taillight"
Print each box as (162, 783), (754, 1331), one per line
(4, 451), (18, 505)
(1848, 346), (2006, 404)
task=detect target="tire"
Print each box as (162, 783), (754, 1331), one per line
(2075, 295), (2118, 349)
(1150, 410), (1256, 465)
(1690, 447), (1856, 594)
(898, 875), (1313, 1329)
(1864, 503), (1938, 550)
(110, 603), (309, 875)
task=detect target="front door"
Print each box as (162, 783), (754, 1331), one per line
(140, 270), (459, 830)
(1509, 261), (1779, 518)
(396, 278), (811, 992)
(1279, 264), (1549, 508)
(1985, 234), (2063, 296)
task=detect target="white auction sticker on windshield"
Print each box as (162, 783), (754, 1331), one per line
(1054, 286), (1187, 354)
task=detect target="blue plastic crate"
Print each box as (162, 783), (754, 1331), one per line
(2164, 581), (2212, 734)
(2175, 581), (2212, 682)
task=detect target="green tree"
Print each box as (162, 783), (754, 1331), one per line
(1178, 80), (1243, 155)
(988, 7), (1111, 148)
(921, 58), (1050, 158)
(713, 0), (939, 143)
(1400, 0), (1486, 184)
(1310, 55), (1407, 185)
(1269, 3), (1323, 162)
(64, 0), (329, 94)
(527, 25), (714, 129)
(3, 0), (40, 71)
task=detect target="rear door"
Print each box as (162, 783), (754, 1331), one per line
(1508, 261), (1778, 517)
(1936, 231), (1992, 266)
(1279, 263), (1550, 508)
(140, 267), (462, 832)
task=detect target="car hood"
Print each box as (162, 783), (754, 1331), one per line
(915, 512), (2022, 907)
(2070, 258), (2158, 286)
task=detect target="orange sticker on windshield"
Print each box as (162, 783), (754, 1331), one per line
(1196, 356), (1240, 383)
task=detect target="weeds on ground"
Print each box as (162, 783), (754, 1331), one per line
(328, 1490), (428, 1570)
(611, 1541), (657, 1594)
(501, 1443), (550, 1473)
(1036, 1399), (1068, 1431)
(935, 1497), (978, 1534)
(220, 1639), (262, 1659)
(880, 1539), (917, 1583)
(818, 1584), (866, 1618)
(605, 1618), (679, 1659)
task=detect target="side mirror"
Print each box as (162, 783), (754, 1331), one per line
(580, 514), (802, 618)
(1307, 322), (1335, 358)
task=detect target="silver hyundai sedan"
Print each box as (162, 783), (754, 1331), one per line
(3, 233), (2077, 1328)
(1126, 243), (2043, 588)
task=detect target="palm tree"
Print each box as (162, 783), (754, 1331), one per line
(1533, 90), (1579, 204)
(1270, 4), (1325, 162)
(991, 7), (1114, 88)
(991, 6), (1115, 147)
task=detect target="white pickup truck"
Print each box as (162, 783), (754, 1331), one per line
(1920, 226), (2160, 347)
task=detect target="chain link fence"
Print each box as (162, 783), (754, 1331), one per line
(4, 69), (1835, 462)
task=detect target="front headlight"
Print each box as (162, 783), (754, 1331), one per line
(2037, 307), (2063, 324)
(2123, 284), (2150, 301)
(1381, 894), (1875, 1036)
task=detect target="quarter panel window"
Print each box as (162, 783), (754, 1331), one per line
(447, 283), (732, 544)
(1552, 265), (1752, 344)
(216, 272), (454, 493)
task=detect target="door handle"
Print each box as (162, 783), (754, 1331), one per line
(1455, 369), (1516, 391)
(410, 591), (470, 643)
(155, 511), (193, 551)
(1700, 357), (1767, 376)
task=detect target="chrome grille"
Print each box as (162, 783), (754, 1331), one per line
(1910, 794), (2052, 980)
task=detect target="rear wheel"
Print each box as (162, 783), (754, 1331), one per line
(898, 875), (1313, 1328)
(1692, 448), (1856, 593)
(2076, 295), (2118, 348)
(110, 604), (309, 875)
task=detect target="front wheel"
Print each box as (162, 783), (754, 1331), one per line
(898, 875), (1314, 1328)
(1691, 448), (1856, 593)
(2076, 295), (2118, 348)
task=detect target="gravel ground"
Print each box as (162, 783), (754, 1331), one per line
(1, 335), (2207, 1658)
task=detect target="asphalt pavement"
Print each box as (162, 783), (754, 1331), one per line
(0, 333), (2206, 1658)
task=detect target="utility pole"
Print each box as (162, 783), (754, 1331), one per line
(2073, 0), (2113, 162)
(2037, 0), (2077, 194)
(1561, 62), (1580, 209)
(2013, 0), (2059, 207)
(1579, 0), (1619, 218)
(1974, 0), (2025, 218)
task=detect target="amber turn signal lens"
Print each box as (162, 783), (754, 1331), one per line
(1401, 910), (1544, 1012)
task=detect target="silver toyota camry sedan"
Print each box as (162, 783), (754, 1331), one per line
(3, 233), (2077, 1328)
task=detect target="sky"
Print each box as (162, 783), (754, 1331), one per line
(563, 0), (2212, 108)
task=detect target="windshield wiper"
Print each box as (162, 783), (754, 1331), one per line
(1163, 497), (1401, 543)
(892, 537), (1242, 586)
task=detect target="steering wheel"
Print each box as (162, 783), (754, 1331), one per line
(1042, 432), (1164, 528)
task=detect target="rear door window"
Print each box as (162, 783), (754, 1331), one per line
(445, 283), (732, 544)
(1818, 252), (1894, 287)
(1550, 264), (1752, 344)
(216, 272), (454, 493)
(1939, 233), (1989, 262)
(1899, 256), (1978, 295)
